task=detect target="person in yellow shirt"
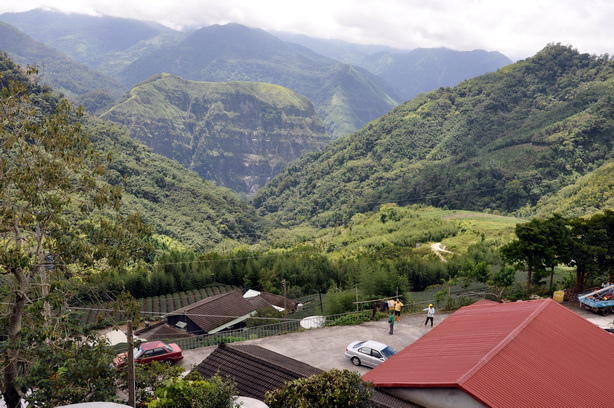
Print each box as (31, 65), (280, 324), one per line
(394, 298), (404, 322)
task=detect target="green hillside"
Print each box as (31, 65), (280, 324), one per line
(88, 118), (266, 251)
(0, 54), (265, 251)
(117, 23), (399, 138)
(0, 21), (126, 111)
(531, 160), (614, 218)
(0, 9), (185, 74)
(265, 205), (521, 260)
(253, 45), (614, 227)
(100, 74), (330, 195)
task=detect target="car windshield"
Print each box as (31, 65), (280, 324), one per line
(352, 341), (365, 349)
(380, 346), (396, 359)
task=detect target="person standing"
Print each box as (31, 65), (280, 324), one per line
(423, 304), (435, 326)
(394, 298), (404, 322)
(388, 312), (395, 335)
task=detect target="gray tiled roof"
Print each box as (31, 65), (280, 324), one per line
(167, 291), (260, 333)
(135, 320), (194, 341)
(258, 292), (298, 310)
(196, 343), (422, 408)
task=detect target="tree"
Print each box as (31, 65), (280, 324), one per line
(0, 59), (151, 407)
(116, 361), (184, 406)
(148, 373), (240, 408)
(23, 334), (118, 407)
(501, 220), (547, 297)
(568, 210), (614, 291)
(501, 215), (573, 297)
(264, 369), (373, 408)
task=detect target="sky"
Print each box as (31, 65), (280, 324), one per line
(0, 0), (612, 61)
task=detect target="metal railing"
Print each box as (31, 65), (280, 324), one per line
(173, 292), (487, 351)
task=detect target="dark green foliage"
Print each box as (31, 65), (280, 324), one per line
(116, 360), (184, 406)
(264, 369), (373, 408)
(24, 335), (118, 407)
(254, 45), (614, 226)
(323, 289), (357, 315)
(0, 55), (150, 408)
(502, 211), (614, 294)
(149, 374), (240, 408)
(569, 209), (614, 290)
(83, 117), (266, 251)
(100, 75), (330, 194)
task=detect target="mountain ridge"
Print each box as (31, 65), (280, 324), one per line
(100, 73), (330, 195)
(253, 44), (614, 226)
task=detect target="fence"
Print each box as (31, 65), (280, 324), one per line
(173, 292), (487, 352)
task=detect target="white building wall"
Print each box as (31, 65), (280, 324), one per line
(385, 387), (487, 408)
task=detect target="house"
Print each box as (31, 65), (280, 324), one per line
(363, 299), (614, 408)
(196, 343), (422, 408)
(165, 290), (271, 335)
(243, 289), (300, 313)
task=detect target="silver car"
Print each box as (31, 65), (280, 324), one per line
(344, 340), (397, 368)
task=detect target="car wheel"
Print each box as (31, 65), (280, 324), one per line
(600, 307), (611, 316)
(351, 357), (361, 366)
(164, 359), (174, 366)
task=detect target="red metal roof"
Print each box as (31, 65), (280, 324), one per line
(363, 299), (614, 407)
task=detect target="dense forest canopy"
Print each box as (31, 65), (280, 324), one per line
(253, 44), (614, 228)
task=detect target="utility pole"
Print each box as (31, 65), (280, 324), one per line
(282, 279), (287, 316)
(127, 320), (135, 407)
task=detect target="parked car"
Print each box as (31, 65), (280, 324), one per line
(344, 340), (397, 368)
(114, 341), (183, 368)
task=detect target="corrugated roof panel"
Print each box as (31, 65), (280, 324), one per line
(364, 299), (614, 407)
(364, 300), (540, 386)
(462, 301), (614, 407)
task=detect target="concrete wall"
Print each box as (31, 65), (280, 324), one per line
(386, 387), (486, 408)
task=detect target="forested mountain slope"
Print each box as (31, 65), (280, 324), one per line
(362, 47), (512, 102)
(0, 54), (265, 251)
(117, 23), (399, 138)
(253, 45), (614, 227)
(0, 8), (185, 75)
(100, 74), (330, 195)
(273, 31), (512, 102)
(531, 160), (614, 218)
(87, 117), (265, 251)
(0, 21), (126, 111)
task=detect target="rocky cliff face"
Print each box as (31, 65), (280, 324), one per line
(101, 74), (330, 195)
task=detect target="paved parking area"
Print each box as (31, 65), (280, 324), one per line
(180, 311), (448, 374)
(180, 300), (614, 374)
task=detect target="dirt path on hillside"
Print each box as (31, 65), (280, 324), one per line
(430, 242), (453, 262)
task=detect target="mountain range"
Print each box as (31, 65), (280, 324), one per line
(253, 44), (614, 227)
(0, 9), (511, 137)
(1, 9), (611, 252)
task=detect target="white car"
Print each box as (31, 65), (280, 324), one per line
(344, 340), (397, 368)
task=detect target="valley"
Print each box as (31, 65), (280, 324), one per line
(0, 7), (612, 408)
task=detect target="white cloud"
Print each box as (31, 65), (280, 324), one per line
(0, 0), (612, 60)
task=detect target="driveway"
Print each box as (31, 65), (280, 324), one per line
(181, 310), (447, 374)
(180, 300), (614, 375)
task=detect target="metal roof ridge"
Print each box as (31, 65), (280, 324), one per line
(221, 344), (322, 377)
(456, 299), (551, 385)
(165, 290), (238, 316)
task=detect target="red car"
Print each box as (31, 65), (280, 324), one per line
(114, 341), (183, 367)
